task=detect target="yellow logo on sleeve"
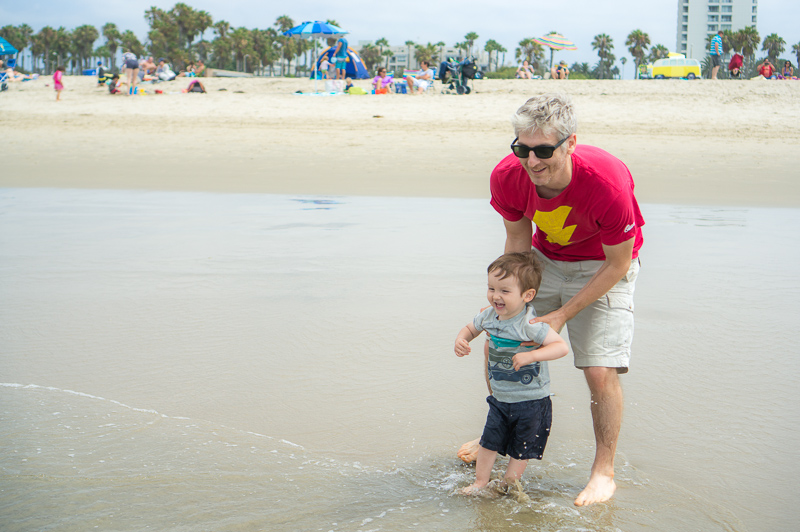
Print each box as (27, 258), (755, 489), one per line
(533, 206), (576, 246)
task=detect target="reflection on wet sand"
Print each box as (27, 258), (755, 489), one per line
(0, 189), (796, 531)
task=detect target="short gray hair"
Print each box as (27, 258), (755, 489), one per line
(511, 93), (577, 140)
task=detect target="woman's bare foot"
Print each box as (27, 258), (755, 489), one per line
(457, 438), (480, 464)
(574, 472), (616, 506)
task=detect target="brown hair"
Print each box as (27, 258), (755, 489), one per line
(488, 251), (544, 294)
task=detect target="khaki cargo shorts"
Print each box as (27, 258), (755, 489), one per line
(532, 248), (640, 373)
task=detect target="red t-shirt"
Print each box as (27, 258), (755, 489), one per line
(490, 145), (644, 261)
(759, 63), (774, 77)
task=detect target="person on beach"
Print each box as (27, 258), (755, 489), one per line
(709, 30), (723, 79)
(757, 58), (776, 79)
(455, 252), (568, 495)
(53, 66), (65, 100)
(332, 37), (349, 80)
(516, 60), (534, 79)
(459, 93), (644, 507)
(122, 50), (139, 94)
(405, 61), (434, 94)
(550, 61), (569, 79)
(778, 61), (795, 79)
(372, 67), (393, 93)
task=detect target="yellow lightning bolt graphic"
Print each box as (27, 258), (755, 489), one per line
(533, 206), (576, 246)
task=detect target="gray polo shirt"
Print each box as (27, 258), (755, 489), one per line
(473, 304), (551, 403)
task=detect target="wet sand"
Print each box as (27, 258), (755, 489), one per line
(2, 75), (799, 207)
(1, 77), (799, 531)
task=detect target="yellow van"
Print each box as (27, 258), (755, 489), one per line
(650, 54), (701, 79)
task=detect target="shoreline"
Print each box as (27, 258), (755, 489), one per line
(2, 76), (799, 207)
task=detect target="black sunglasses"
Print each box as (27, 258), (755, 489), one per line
(510, 136), (569, 159)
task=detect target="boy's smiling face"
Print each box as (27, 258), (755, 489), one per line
(487, 269), (535, 320)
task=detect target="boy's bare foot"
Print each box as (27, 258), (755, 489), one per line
(574, 472), (616, 506)
(457, 438), (480, 464)
(461, 481), (502, 498)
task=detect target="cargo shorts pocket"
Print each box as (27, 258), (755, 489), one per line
(603, 291), (634, 348)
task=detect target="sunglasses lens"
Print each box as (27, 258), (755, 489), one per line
(511, 145), (530, 158)
(533, 147), (555, 159)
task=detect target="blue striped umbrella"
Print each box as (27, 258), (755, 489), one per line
(283, 21), (347, 39)
(283, 21), (348, 91)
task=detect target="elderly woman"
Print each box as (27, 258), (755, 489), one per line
(372, 67), (393, 94)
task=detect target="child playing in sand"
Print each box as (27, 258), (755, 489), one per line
(53, 66), (65, 101)
(455, 251), (568, 495)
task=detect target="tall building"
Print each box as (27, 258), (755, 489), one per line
(676, 0), (758, 59)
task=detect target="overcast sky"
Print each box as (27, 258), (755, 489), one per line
(3, 0), (798, 75)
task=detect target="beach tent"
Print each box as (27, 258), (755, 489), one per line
(0, 36), (18, 57)
(316, 46), (369, 79)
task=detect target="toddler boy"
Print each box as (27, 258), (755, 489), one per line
(455, 251), (568, 494)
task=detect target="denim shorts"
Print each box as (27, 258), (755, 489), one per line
(479, 395), (552, 461)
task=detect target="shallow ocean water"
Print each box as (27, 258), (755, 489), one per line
(0, 189), (797, 531)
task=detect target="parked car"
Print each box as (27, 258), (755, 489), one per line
(648, 54), (701, 80)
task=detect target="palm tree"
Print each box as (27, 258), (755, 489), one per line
(17, 24), (34, 70)
(515, 38), (545, 72)
(120, 30), (145, 58)
(484, 39), (502, 71)
(404, 40), (414, 69)
(648, 44), (669, 63)
(101, 23), (121, 71)
(762, 33), (786, 63)
(72, 24), (99, 70)
(592, 33), (613, 79)
(620, 56), (627, 78)
(35, 26), (57, 74)
(738, 26), (760, 58)
(274, 15), (295, 76)
(375, 37), (390, 69)
(793, 42), (800, 69)
(436, 41), (445, 64)
(625, 29), (650, 79)
(414, 42), (438, 65)
(464, 32), (478, 57)
(49, 27), (68, 72)
(359, 43), (381, 71)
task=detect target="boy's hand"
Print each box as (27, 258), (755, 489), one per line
(512, 351), (535, 370)
(454, 338), (472, 357)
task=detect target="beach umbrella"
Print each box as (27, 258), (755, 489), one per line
(532, 33), (577, 70)
(0, 36), (18, 57)
(283, 21), (348, 92)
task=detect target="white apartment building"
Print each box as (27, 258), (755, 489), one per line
(676, 0), (758, 59)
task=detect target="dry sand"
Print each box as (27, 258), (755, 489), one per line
(1, 75), (799, 206)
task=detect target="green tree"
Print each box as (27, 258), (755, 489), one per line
(229, 26), (255, 72)
(625, 29), (650, 79)
(738, 26), (760, 57)
(592, 33), (614, 79)
(762, 33), (786, 63)
(274, 15), (295, 76)
(359, 43), (381, 72)
(484, 39), (504, 71)
(515, 38), (545, 72)
(120, 29), (145, 58)
(102, 23), (121, 71)
(648, 44), (669, 63)
(793, 42), (800, 68)
(404, 40), (414, 69)
(375, 37), (390, 69)
(51, 27), (72, 72)
(72, 24), (99, 70)
(414, 42), (438, 65)
(35, 26), (57, 74)
(17, 24), (34, 70)
(464, 32), (478, 57)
